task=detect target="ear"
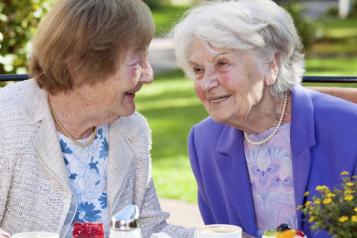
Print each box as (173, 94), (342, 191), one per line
(264, 52), (280, 86)
(66, 61), (80, 88)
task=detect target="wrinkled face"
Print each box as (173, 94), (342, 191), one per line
(188, 38), (271, 126)
(78, 48), (153, 123)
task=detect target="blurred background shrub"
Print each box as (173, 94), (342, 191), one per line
(284, 2), (318, 50)
(0, 0), (53, 74)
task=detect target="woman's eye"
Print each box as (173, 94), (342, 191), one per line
(216, 61), (229, 68)
(129, 61), (140, 67)
(193, 67), (204, 75)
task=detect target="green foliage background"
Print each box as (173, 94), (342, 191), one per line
(0, 0), (53, 74)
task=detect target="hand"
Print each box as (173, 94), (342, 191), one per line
(0, 228), (10, 238)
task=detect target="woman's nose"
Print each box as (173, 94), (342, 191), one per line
(139, 60), (153, 84)
(201, 71), (218, 91)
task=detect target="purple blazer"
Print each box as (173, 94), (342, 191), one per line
(188, 85), (357, 238)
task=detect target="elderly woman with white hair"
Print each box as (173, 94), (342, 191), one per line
(0, 0), (194, 237)
(172, 0), (357, 237)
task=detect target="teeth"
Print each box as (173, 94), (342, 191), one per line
(210, 94), (231, 100)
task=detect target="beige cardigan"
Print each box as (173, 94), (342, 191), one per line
(0, 80), (193, 238)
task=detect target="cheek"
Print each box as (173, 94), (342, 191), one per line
(194, 81), (205, 102)
(219, 71), (238, 90)
(128, 67), (140, 83)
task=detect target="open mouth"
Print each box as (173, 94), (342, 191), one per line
(208, 94), (232, 103)
(124, 85), (142, 97)
(125, 91), (136, 96)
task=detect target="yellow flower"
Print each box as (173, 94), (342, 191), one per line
(346, 182), (354, 187)
(339, 216), (348, 223)
(354, 207), (357, 213)
(352, 216), (357, 223)
(304, 191), (310, 196)
(323, 198), (332, 204)
(340, 171), (349, 175)
(313, 199), (321, 205)
(309, 216), (315, 223)
(316, 185), (328, 191)
(344, 195), (354, 201)
(326, 192), (335, 198)
(305, 201), (312, 207)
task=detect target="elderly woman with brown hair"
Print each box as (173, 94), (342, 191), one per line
(0, 0), (193, 237)
(172, 0), (357, 237)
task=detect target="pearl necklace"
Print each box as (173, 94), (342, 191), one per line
(244, 93), (288, 145)
(48, 101), (97, 148)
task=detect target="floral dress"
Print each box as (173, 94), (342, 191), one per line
(244, 123), (297, 237)
(58, 125), (109, 235)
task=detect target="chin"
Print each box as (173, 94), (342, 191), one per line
(209, 112), (230, 124)
(122, 107), (136, 117)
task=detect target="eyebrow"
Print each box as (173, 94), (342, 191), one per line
(189, 51), (231, 66)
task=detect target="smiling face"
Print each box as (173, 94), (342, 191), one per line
(75, 47), (153, 124)
(189, 38), (270, 127)
(102, 48), (153, 121)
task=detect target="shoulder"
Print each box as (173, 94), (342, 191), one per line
(116, 111), (149, 131)
(308, 88), (357, 128)
(299, 88), (357, 153)
(294, 86), (357, 126)
(0, 80), (29, 103)
(0, 82), (31, 134)
(190, 116), (226, 141)
(113, 111), (152, 153)
(309, 88), (357, 113)
(189, 116), (228, 156)
(0, 82), (24, 115)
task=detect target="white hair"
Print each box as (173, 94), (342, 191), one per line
(171, 0), (305, 96)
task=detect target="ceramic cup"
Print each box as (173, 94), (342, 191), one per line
(195, 224), (242, 238)
(11, 232), (59, 238)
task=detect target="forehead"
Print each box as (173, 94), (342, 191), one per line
(121, 47), (147, 60)
(189, 38), (227, 63)
(188, 38), (257, 67)
(188, 38), (250, 65)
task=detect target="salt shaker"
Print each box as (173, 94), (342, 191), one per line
(109, 204), (142, 238)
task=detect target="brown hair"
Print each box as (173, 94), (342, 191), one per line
(30, 0), (155, 94)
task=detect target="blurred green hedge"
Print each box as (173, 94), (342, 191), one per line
(0, 0), (53, 74)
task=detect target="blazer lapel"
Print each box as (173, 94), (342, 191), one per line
(33, 118), (71, 191)
(291, 86), (316, 229)
(21, 80), (71, 191)
(107, 116), (137, 213)
(215, 126), (257, 236)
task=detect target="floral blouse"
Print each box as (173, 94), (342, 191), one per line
(244, 123), (297, 237)
(58, 125), (109, 235)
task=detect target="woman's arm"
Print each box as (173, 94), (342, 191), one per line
(139, 178), (195, 238)
(0, 148), (13, 234)
(188, 127), (215, 224)
(0, 228), (10, 238)
(128, 115), (195, 238)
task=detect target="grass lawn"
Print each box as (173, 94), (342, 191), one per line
(136, 58), (357, 203)
(151, 5), (189, 36)
(136, 70), (207, 202)
(305, 57), (357, 76)
(310, 17), (357, 56)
